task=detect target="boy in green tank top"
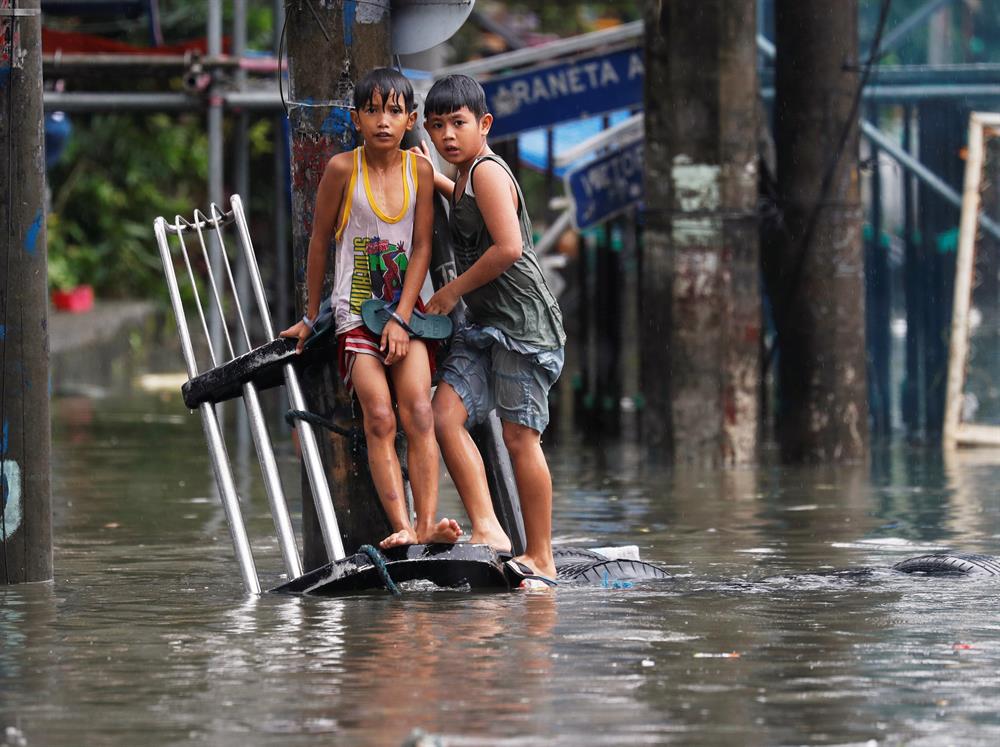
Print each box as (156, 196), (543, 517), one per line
(421, 75), (566, 587)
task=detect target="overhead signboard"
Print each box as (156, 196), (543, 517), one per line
(482, 45), (644, 139)
(564, 138), (643, 229)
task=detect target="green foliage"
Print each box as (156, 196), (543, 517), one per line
(47, 113), (209, 296)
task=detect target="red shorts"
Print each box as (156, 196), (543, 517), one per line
(337, 325), (437, 394)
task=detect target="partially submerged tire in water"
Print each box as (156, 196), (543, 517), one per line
(553, 547), (612, 566)
(557, 559), (673, 585)
(893, 553), (1000, 577)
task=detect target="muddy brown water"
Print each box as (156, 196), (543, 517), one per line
(2, 390), (999, 746)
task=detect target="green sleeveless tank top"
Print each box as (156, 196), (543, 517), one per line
(449, 154), (566, 349)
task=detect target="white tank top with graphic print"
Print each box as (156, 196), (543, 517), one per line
(331, 146), (419, 335)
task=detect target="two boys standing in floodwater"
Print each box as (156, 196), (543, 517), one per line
(281, 69), (565, 587)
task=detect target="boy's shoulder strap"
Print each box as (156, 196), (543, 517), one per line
(467, 154), (524, 216)
(334, 147), (364, 242)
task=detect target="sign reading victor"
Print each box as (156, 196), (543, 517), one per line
(483, 46), (643, 139)
(565, 139), (643, 230)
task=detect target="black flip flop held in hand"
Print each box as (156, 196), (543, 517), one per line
(361, 299), (453, 341)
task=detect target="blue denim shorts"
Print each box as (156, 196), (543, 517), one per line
(438, 322), (564, 433)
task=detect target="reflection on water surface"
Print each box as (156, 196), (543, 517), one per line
(1, 392), (999, 745)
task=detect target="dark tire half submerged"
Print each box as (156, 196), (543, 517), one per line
(893, 553), (1000, 577)
(557, 558), (673, 585)
(553, 547), (612, 565)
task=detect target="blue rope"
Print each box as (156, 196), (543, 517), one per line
(359, 544), (402, 596)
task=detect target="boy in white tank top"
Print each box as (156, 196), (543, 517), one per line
(281, 68), (461, 550)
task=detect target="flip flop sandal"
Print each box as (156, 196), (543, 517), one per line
(503, 558), (558, 588)
(303, 298), (336, 350)
(361, 299), (453, 341)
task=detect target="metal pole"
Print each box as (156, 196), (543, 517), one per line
(865, 103), (891, 437)
(230, 195), (345, 562)
(861, 120), (1000, 241)
(233, 0), (251, 346)
(233, 0), (252, 494)
(207, 0), (225, 361)
(869, 0), (958, 60)
(1, 0), (52, 584)
(901, 105), (923, 434)
(241, 381), (305, 577)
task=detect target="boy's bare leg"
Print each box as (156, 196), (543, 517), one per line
(501, 420), (556, 579)
(350, 354), (416, 548)
(433, 383), (512, 553)
(389, 341), (461, 545)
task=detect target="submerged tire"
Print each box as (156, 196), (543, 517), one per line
(893, 553), (1000, 577)
(553, 547), (611, 567)
(557, 558), (672, 585)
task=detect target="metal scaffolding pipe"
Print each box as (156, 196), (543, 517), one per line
(41, 54), (285, 75)
(437, 20), (643, 78)
(860, 120), (1000, 241)
(759, 84), (1000, 101)
(42, 79), (1000, 115)
(870, 0), (958, 60)
(761, 63), (1000, 86)
(207, 0), (225, 357)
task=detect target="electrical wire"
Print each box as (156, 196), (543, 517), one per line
(277, 1), (290, 117)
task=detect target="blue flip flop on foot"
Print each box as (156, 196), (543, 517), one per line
(504, 559), (558, 589)
(361, 299), (453, 341)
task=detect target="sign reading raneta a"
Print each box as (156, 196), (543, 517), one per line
(482, 46), (643, 139)
(565, 139), (644, 230)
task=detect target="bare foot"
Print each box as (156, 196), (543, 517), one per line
(379, 527), (418, 549)
(417, 518), (462, 544)
(470, 528), (512, 554)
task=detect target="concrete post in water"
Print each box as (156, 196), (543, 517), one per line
(769, 0), (868, 461)
(641, 0), (761, 465)
(286, 0), (392, 568)
(1, 0), (53, 583)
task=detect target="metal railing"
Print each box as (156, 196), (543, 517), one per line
(153, 195), (346, 594)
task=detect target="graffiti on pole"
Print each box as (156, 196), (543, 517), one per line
(1, 0), (29, 92)
(1, 420), (22, 540)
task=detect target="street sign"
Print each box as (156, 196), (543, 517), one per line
(564, 138), (643, 230)
(483, 45), (643, 139)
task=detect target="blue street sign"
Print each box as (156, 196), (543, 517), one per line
(483, 45), (643, 139)
(565, 139), (643, 229)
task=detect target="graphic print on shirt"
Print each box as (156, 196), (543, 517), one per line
(348, 235), (409, 313)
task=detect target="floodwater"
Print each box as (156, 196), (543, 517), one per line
(2, 386), (1000, 746)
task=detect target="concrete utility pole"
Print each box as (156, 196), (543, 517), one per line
(1, 0), (53, 583)
(285, 0), (392, 568)
(641, 0), (761, 465)
(769, 0), (868, 461)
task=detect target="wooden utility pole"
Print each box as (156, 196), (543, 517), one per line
(286, 0), (392, 568)
(768, 0), (868, 461)
(641, 0), (761, 465)
(1, 0), (53, 583)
